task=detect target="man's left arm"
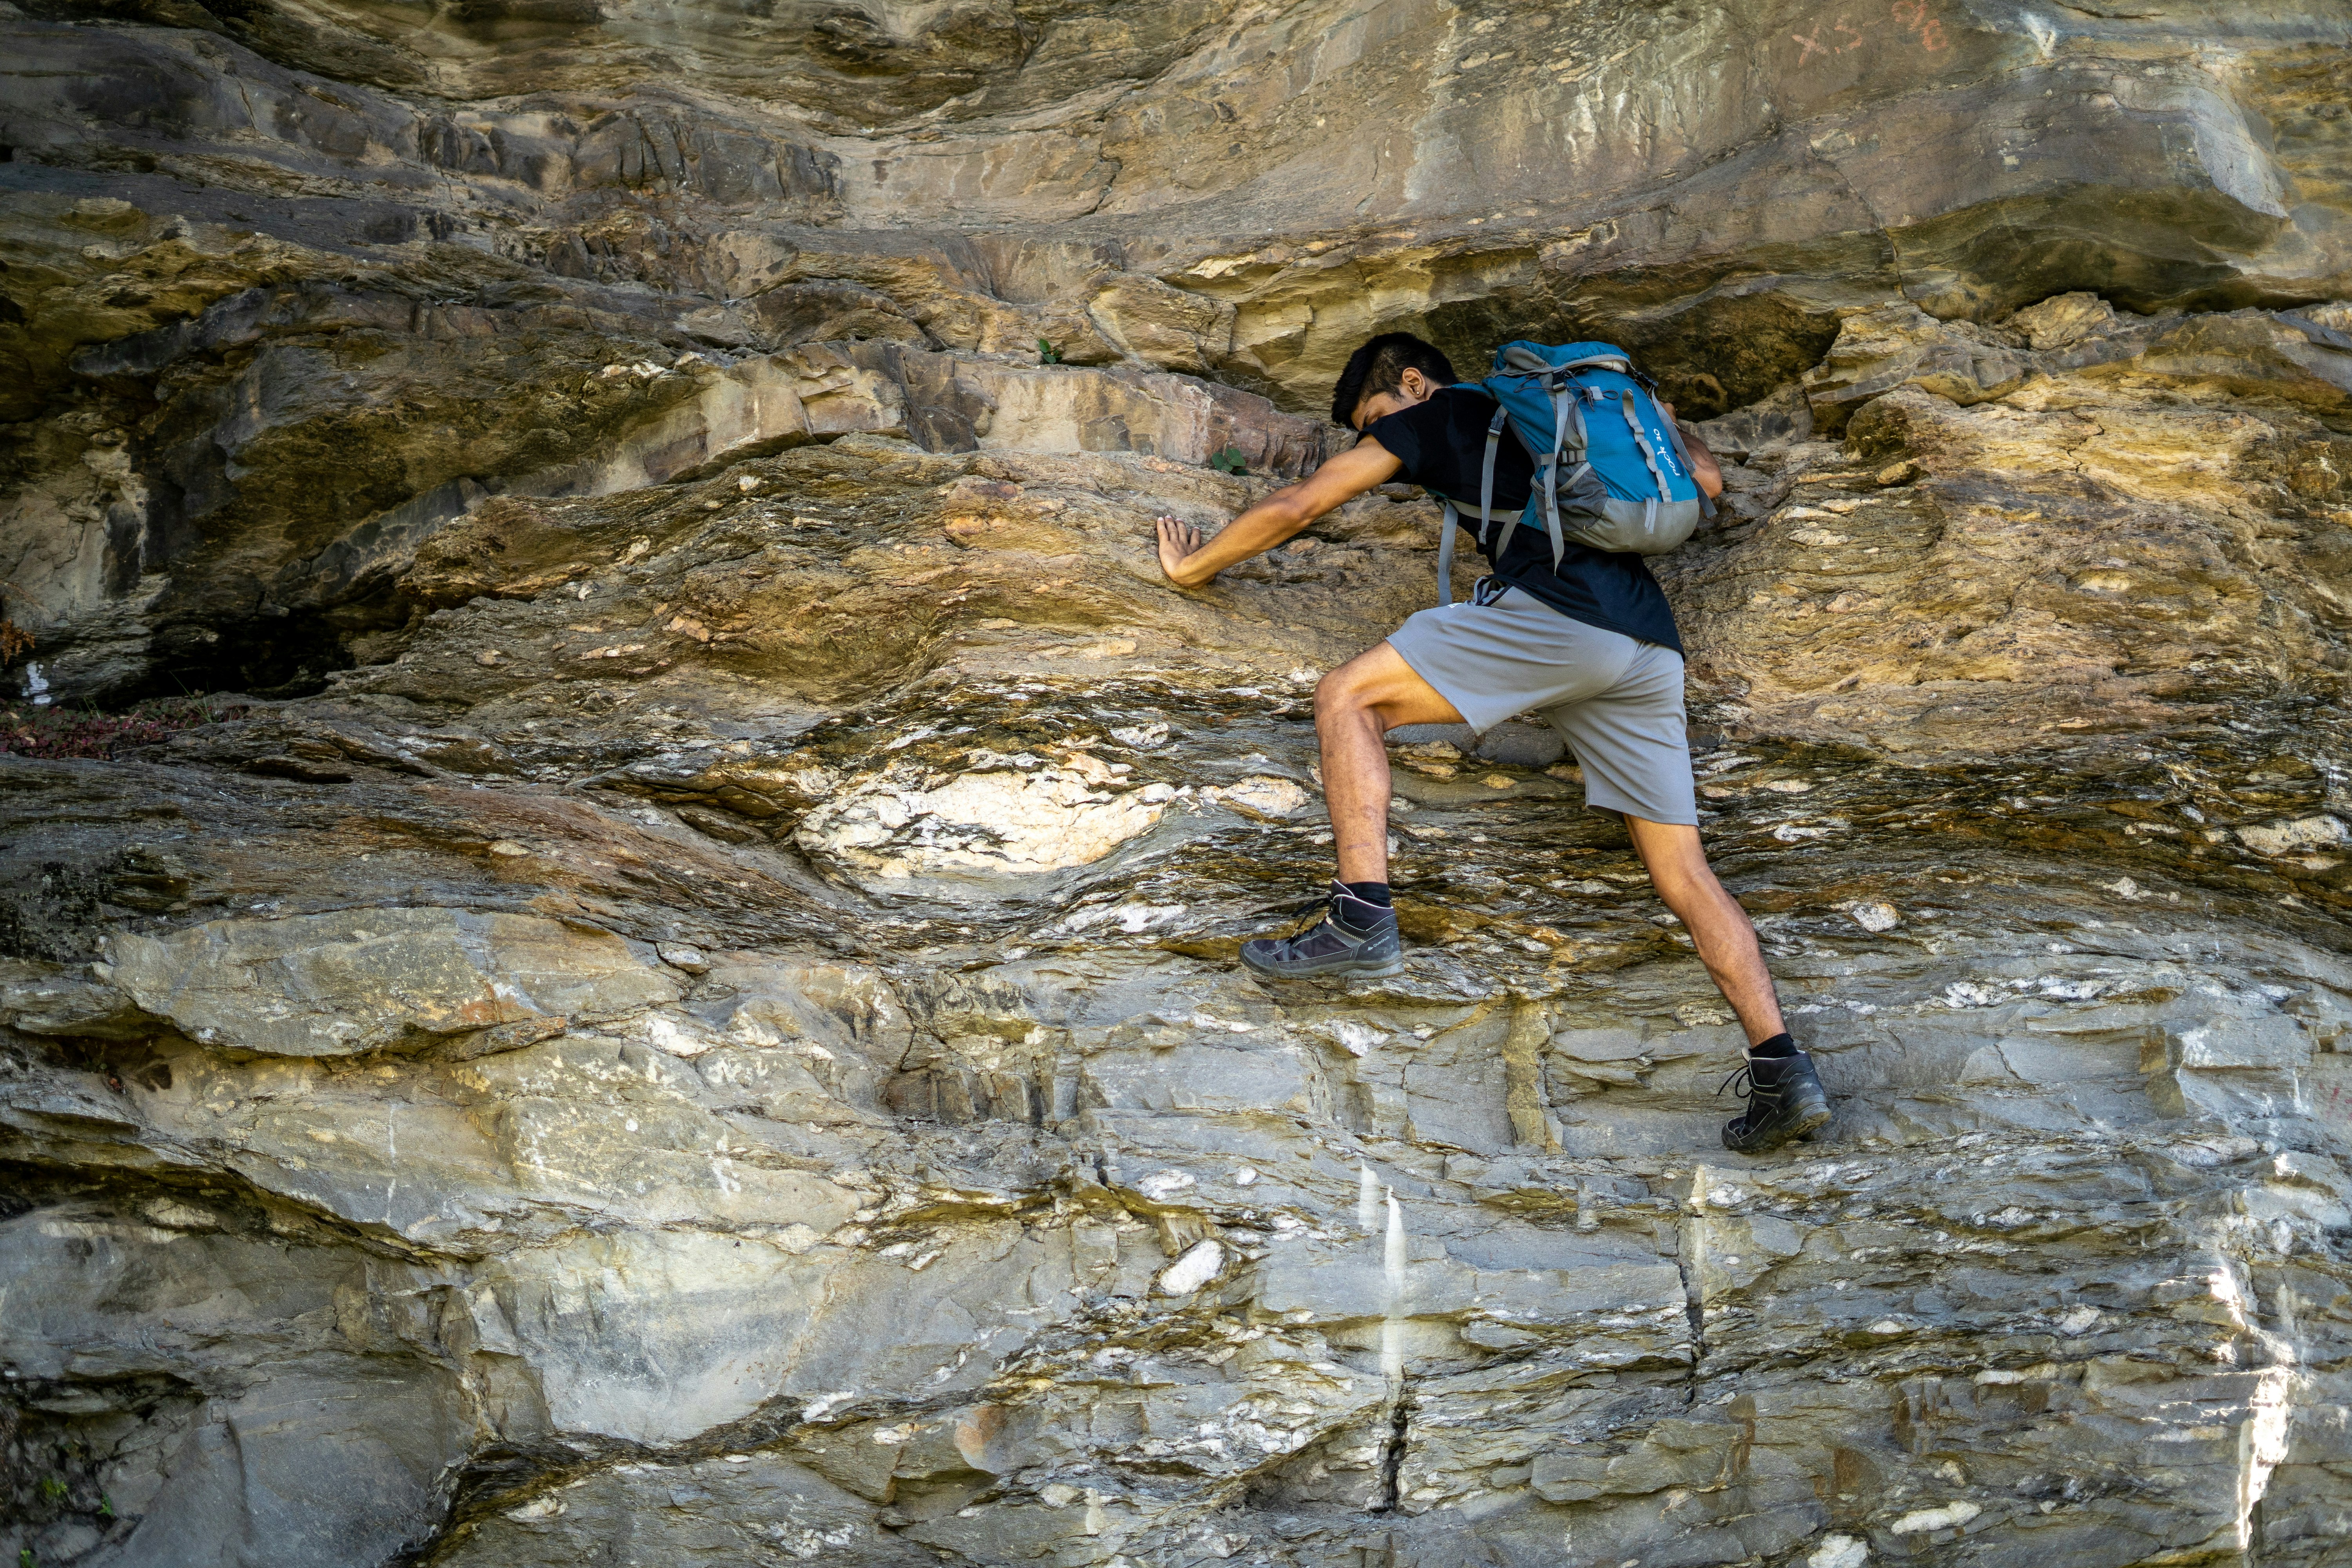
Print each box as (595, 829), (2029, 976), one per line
(1158, 440), (1404, 588)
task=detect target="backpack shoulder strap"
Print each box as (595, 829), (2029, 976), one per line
(1477, 403), (1506, 545)
(1437, 500), (1459, 606)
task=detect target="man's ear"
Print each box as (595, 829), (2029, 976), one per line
(1398, 368), (1428, 401)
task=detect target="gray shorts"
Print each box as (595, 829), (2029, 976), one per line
(1387, 586), (1697, 826)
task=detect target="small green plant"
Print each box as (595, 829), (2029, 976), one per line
(1209, 445), (1249, 476)
(24, 1546), (39, 1567)
(98, 1493), (115, 1521)
(38, 1477), (67, 1504)
(1036, 337), (1061, 365)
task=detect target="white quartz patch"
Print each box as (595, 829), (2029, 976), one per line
(1157, 1240), (1225, 1297)
(795, 766), (1166, 882)
(1212, 775), (1312, 820)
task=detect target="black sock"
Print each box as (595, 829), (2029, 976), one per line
(1748, 1032), (1798, 1058)
(1342, 881), (1392, 907)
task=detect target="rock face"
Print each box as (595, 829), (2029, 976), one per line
(4, 5), (2352, 1568)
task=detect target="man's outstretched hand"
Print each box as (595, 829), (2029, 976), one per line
(1153, 440), (1401, 589)
(1156, 515), (1207, 586)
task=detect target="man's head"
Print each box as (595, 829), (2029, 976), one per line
(1332, 332), (1458, 432)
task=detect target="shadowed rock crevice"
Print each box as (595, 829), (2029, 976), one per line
(1372, 1391), (1414, 1516)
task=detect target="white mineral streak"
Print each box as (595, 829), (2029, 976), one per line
(2238, 1365), (2296, 1550)
(2209, 1237), (2308, 1550)
(1379, 1189), (1408, 1383)
(1357, 1164), (1380, 1234)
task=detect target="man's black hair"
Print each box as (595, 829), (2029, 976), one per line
(1330, 332), (1459, 428)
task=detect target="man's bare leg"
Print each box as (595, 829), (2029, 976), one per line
(1627, 817), (1829, 1151)
(1624, 818), (1788, 1046)
(1314, 642), (1466, 883)
(1240, 644), (1461, 979)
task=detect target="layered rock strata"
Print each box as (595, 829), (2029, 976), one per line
(4, 4), (2352, 1568)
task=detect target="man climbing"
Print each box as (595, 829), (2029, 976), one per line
(1154, 331), (1830, 1154)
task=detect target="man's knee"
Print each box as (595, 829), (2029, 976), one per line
(1314, 664), (1377, 721)
(1632, 821), (1713, 890)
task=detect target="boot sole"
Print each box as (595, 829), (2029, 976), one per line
(1240, 954), (1405, 981)
(1723, 1102), (1832, 1155)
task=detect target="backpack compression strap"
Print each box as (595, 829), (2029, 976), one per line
(1535, 379), (1579, 569)
(1619, 390), (1675, 541)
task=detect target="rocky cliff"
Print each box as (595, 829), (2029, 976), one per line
(5, 4), (2352, 1566)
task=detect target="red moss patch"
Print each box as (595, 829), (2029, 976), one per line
(0, 699), (249, 760)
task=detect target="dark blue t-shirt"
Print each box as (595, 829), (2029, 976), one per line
(1367, 387), (1683, 654)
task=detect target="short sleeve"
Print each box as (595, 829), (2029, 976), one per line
(1364, 401), (1433, 484)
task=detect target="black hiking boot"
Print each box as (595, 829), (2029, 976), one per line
(1240, 882), (1403, 980)
(1720, 1047), (1832, 1154)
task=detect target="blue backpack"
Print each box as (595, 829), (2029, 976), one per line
(1429, 340), (1713, 605)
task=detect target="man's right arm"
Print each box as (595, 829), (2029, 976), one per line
(1158, 439), (1405, 588)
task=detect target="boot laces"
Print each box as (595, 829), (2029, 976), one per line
(1717, 1061), (1785, 1128)
(1281, 889), (1339, 940)
(1261, 888), (1345, 949)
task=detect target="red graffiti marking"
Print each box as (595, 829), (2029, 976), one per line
(1889, 0), (1948, 49)
(1800, 4), (1949, 64)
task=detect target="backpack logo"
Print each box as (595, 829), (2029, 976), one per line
(1430, 340), (1713, 605)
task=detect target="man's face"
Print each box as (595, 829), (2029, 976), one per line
(1350, 367), (1436, 432)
